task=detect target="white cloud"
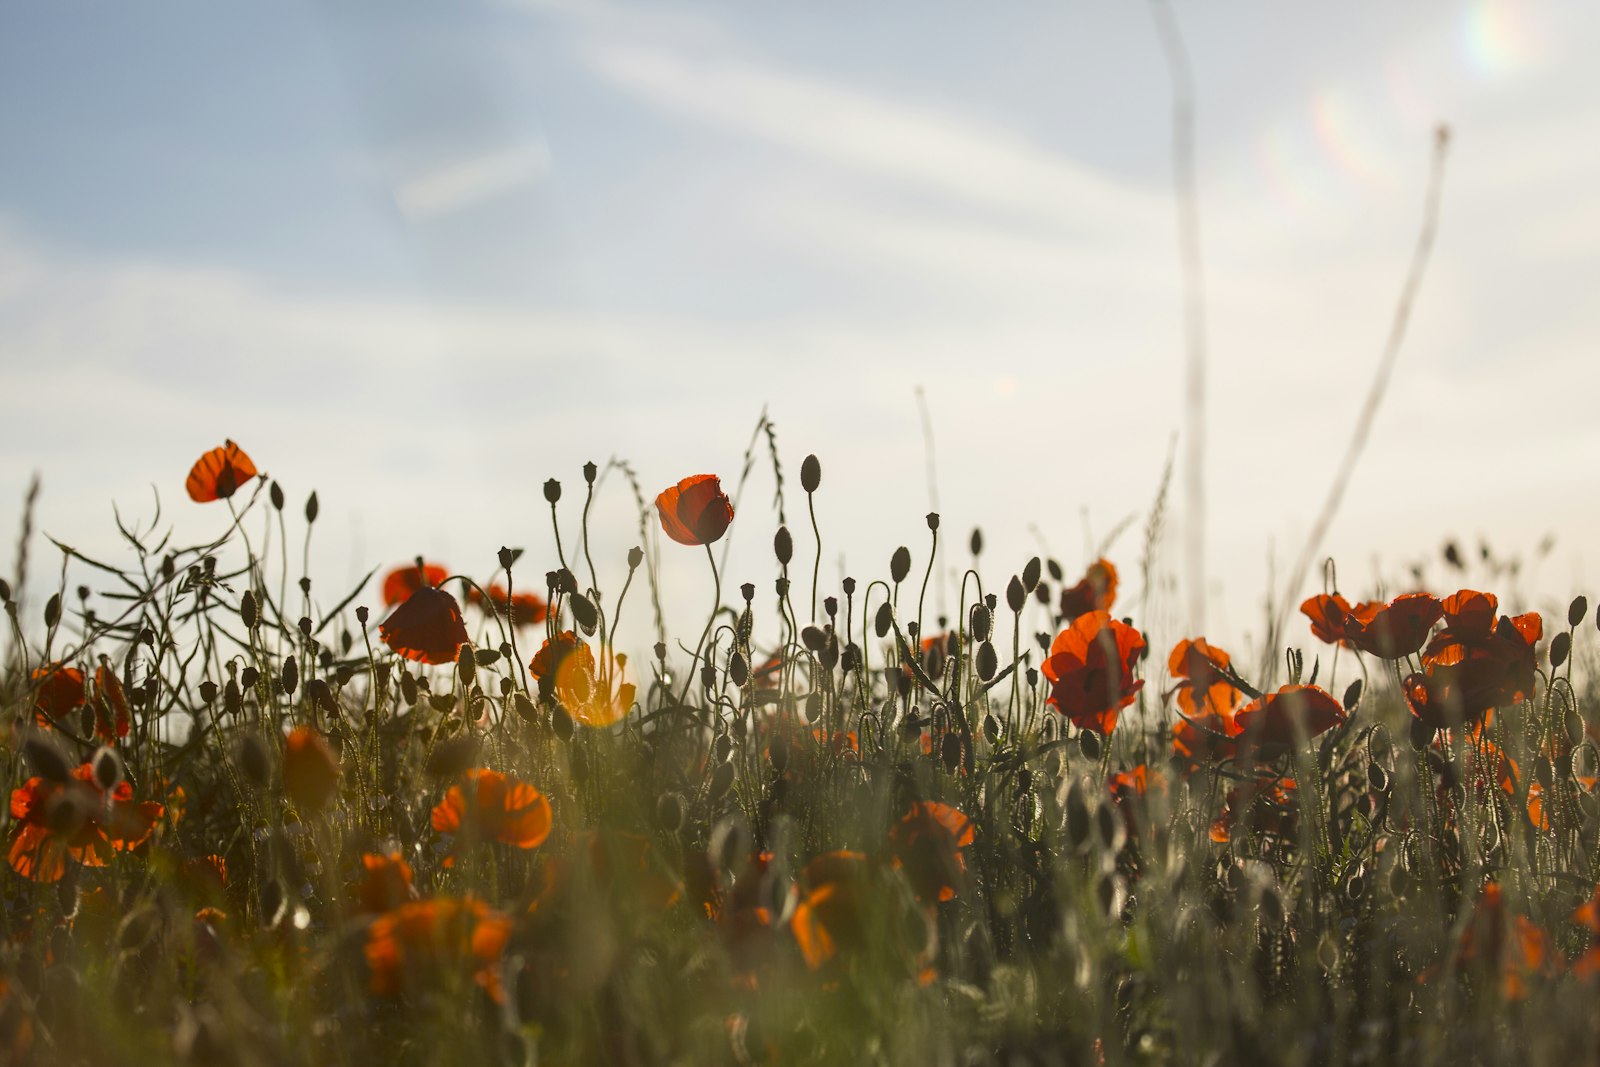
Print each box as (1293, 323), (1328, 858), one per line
(391, 141), (552, 222)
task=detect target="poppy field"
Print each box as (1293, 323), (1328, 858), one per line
(0, 438), (1597, 1066)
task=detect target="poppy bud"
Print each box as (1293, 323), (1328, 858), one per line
(356, 605), (369, 626)
(1343, 679), (1362, 712)
(239, 591), (259, 630)
(1045, 559), (1063, 583)
(977, 641), (997, 681)
(91, 745), (123, 790)
(583, 461), (598, 485)
(44, 593), (60, 628)
(557, 569), (579, 596)
(1570, 596), (1588, 628)
(570, 594), (598, 635)
(23, 735), (71, 782)
(1078, 730), (1100, 760)
(237, 733), (272, 789)
(820, 634), (839, 671)
(654, 642), (668, 661)
(729, 652), (749, 687)
(199, 679), (218, 704)
(270, 481), (285, 510)
(769, 740), (790, 773)
(841, 643), (860, 672)
(804, 692), (822, 723)
(872, 602), (892, 639)
(161, 556), (175, 581)
(306, 677), (335, 714)
(1003, 576), (1025, 615)
(512, 691), (537, 724)
(1408, 717), (1433, 751)
(498, 546), (518, 570)
(627, 546), (644, 570)
(1443, 541), (1463, 569)
(824, 596), (838, 619)
(1367, 762), (1390, 794)
(0, 577), (9, 601)
(700, 662), (717, 691)
(241, 666), (260, 688)
(304, 492), (319, 524)
(399, 670), (418, 707)
(281, 657), (298, 697)
(708, 760), (735, 803)
(941, 732), (962, 772)
(224, 679), (242, 715)
(543, 479), (561, 504)
(552, 706), (575, 741)
(891, 547), (911, 584)
(774, 527), (793, 566)
(1552, 632), (1571, 668)
(983, 713), (1000, 744)
(970, 604), (992, 642)
(970, 528), (983, 556)
(740, 582), (755, 602)
(456, 644), (476, 687)
(1034, 584), (1050, 607)
(801, 454), (821, 493)
(801, 626), (826, 653)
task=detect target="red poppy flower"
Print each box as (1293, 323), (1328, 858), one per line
(378, 586), (470, 665)
(185, 440), (259, 503)
(381, 563), (449, 607)
(473, 583), (548, 627)
(1108, 765), (1167, 839)
(364, 896), (512, 1002)
(31, 663), (85, 722)
(1167, 638), (1239, 720)
(431, 769), (552, 853)
(354, 851), (415, 914)
(1040, 611), (1147, 736)
(1404, 591), (1542, 731)
(1058, 558), (1118, 620)
(790, 851), (872, 970)
(551, 642), (635, 728)
(1346, 593), (1443, 658)
(92, 664), (130, 740)
(655, 474), (734, 546)
(7, 763), (164, 882)
(1300, 593), (1358, 648)
(1232, 684), (1345, 751)
(1208, 776), (1298, 844)
(887, 801), (974, 904)
(1445, 882), (1559, 1000)
(283, 726), (340, 814)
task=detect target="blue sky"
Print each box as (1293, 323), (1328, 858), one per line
(1, 0), (1595, 655)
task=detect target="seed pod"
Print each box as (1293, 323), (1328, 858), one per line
(875, 602), (893, 639)
(356, 605), (369, 626)
(976, 641), (998, 681)
(627, 546), (644, 570)
(843, 577), (856, 596)
(841, 643), (860, 672)
(237, 733), (272, 789)
(305, 678), (335, 715)
(570, 594), (598, 635)
(583, 461), (598, 485)
(1570, 596), (1589, 629)
(708, 760), (735, 803)
(776, 577), (789, 598)
(1552, 632), (1571, 669)
(700, 662), (717, 691)
(281, 656), (298, 697)
(543, 479), (561, 504)
(23, 735), (71, 782)
(823, 596), (838, 618)
(304, 492), (319, 524)
(800, 454), (821, 493)
(890, 547), (911, 584)
(513, 691), (537, 724)
(774, 527), (793, 566)
(926, 513), (939, 532)
(199, 679), (218, 705)
(44, 593), (60, 628)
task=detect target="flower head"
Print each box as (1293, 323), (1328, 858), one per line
(431, 769), (552, 855)
(185, 440), (258, 503)
(1058, 558), (1118, 620)
(378, 586), (470, 665)
(655, 474), (734, 546)
(381, 562), (449, 607)
(1347, 593), (1443, 659)
(7, 763), (163, 882)
(888, 801), (973, 904)
(1041, 611), (1147, 736)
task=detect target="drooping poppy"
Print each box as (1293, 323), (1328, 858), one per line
(1300, 593), (1358, 648)
(354, 851), (415, 914)
(1346, 593), (1443, 659)
(7, 763), (164, 882)
(31, 663), (86, 723)
(1058, 558), (1118, 620)
(1232, 684), (1345, 752)
(282, 726), (340, 814)
(381, 563), (449, 607)
(887, 801), (974, 904)
(1040, 611), (1147, 736)
(472, 583), (548, 627)
(92, 664), (130, 740)
(378, 586), (470, 665)
(431, 768), (552, 854)
(185, 440), (258, 503)
(364, 896), (512, 1002)
(655, 474), (734, 547)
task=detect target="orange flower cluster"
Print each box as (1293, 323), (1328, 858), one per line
(8, 763), (164, 883)
(1041, 611), (1147, 736)
(1403, 590), (1542, 732)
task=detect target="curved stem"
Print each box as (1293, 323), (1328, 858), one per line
(676, 543), (721, 708)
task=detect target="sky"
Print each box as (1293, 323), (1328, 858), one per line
(0, 0), (1596, 663)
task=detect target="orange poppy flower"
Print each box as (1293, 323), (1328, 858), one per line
(551, 642), (635, 728)
(185, 440), (258, 503)
(1300, 593), (1358, 648)
(364, 896), (512, 1002)
(1208, 776), (1298, 844)
(283, 726), (340, 814)
(1232, 685), (1344, 751)
(7, 763), (164, 882)
(1167, 638), (1239, 720)
(378, 586), (470, 665)
(431, 769), (552, 853)
(381, 563), (449, 607)
(1346, 593), (1443, 659)
(1058, 558), (1118, 620)
(1040, 611), (1147, 736)
(655, 474), (734, 547)
(92, 664), (130, 741)
(31, 663), (86, 723)
(1446, 882), (1559, 1000)
(354, 851), (415, 914)
(1109, 764), (1167, 839)
(1404, 591), (1542, 731)
(888, 801), (974, 904)
(473, 583), (548, 627)
(791, 851), (872, 970)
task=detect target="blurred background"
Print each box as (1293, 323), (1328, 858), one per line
(0, 0), (1594, 654)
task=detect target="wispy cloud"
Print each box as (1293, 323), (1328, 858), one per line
(391, 141), (551, 222)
